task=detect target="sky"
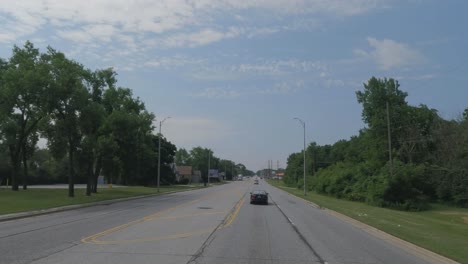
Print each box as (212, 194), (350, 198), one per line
(1, 0), (467, 172)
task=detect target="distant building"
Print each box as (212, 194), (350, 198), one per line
(176, 166), (193, 182)
(275, 172), (285, 179)
(209, 169), (219, 179)
(193, 170), (202, 183)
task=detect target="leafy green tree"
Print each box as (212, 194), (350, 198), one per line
(175, 148), (192, 166)
(356, 77), (409, 166)
(99, 86), (155, 185)
(189, 147), (212, 185)
(80, 68), (117, 194)
(0, 41), (50, 191)
(284, 152), (303, 186)
(154, 134), (177, 185)
(43, 47), (89, 197)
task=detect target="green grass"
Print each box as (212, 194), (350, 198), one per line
(0, 185), (202, 215)
(268, 180), (468, 263)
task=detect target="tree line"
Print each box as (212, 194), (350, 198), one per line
(284, 77), (468, 210)
(0, 41), (248, 197)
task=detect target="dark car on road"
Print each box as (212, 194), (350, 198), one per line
(250, 190), (268, 204)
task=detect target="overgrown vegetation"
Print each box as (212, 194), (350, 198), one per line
(285, 77), (468, 210)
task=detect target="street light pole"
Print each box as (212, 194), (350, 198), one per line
(157, 116), (171, 193)
(207, 151), (211, 185)
(294, 118), (306, 196)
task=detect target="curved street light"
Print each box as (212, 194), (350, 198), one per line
(294, 117), (306, 196)
(157, 116), (171, 193)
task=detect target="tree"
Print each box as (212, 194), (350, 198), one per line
(154, 134), (177, 185)
(189, 147), (212, 185)
(175, 148), (192, 166)
(43, 47), (89, 197)
(0, 41), (50, 191)
(80, 68), (117, 194)
(79, 100), (106, 195)
(99, 86), (155, 185)
(356, 77), (409, 166)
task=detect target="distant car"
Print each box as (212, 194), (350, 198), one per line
(254, 179), (259, 184)
(250, 190), (268, 204)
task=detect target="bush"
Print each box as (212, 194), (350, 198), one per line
(378, 161), (430, 211)
(178, 178), (190, 185)
(309, 160), (432, 210)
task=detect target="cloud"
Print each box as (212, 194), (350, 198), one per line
(355, 37), (424, 70)
(216, 0), (385, 16)
(0, 0), (387, 45)
(188, 59), (328, 82)
(234, 59), (328, 76)
(143, 56), (205, 70)
(191, 87), (241, 99)
(160, 28), (242, 48)
(258, 81), (305, 95)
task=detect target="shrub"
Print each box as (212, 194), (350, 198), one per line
(178, 178), (190, 185)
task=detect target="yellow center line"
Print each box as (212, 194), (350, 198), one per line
(223, 195), (246, 227)
(151, 211), (227, 220)
(81, 187), (244, 244)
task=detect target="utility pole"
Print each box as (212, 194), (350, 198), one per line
(207, 150), (211, 185)
(269, 160), (271, 178)
(276, 160), (279, 180)
(386, 101), (394, 178)
(157, 117), (171, 193)
(294, 117), (306, 196)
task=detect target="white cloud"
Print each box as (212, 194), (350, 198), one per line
(258, 81), (304, 95)
(216, 0), (385, 16)
(191, 87), (241, 99)
(189, 59), (328, 82)
(235, 59), (327, 76)
(356, 37), (424, 70)
(160, 28), (242, 48)
(0, 0), (387, 45)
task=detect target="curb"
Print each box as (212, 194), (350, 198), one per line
(0, 187), (203, 223)
(268, 183), (459, 264)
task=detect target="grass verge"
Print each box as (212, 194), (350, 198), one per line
(0, 185), (202, 215)
(268, 180), (468, 263)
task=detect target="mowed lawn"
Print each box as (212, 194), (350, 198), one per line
(0, 185), (201, 215)
(268, 180), (468, 264)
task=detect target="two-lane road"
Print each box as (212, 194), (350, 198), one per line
(0, 180), (451, 263)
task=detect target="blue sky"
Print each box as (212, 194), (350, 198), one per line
(1, 0), (467, 172)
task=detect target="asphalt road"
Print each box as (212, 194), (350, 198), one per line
(0, 179), (450, 264)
